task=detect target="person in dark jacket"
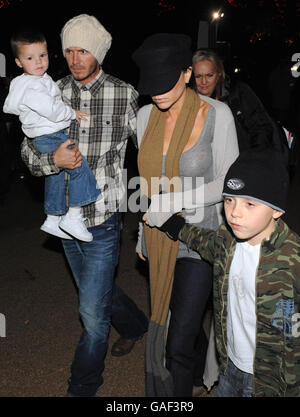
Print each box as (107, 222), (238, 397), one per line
(192, 49), (289, 158)
(268, 58), (299, 180)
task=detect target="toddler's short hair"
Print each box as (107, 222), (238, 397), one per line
(10, 29), (46, 58)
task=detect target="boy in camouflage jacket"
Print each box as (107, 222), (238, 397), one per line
(144, 149), (300, 397)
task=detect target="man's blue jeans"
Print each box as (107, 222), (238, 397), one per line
(32, 130), (101, 215)
(62, 213), (148, 397)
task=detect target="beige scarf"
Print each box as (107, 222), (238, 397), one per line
(138, 87), (200, 326)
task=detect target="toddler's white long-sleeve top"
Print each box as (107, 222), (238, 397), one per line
(3, 73), (76, 138)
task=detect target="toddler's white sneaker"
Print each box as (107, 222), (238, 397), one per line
(40, 215), (73, 239)
(59, 212), (93, 242)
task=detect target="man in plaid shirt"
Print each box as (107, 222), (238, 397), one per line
(21, 14), (148, 397)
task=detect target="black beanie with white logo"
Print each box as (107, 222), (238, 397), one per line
(222, 149), (289, 212)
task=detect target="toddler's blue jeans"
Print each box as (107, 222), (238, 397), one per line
(32, 129), (101, 215)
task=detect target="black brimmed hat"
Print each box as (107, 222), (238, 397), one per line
(132, 33), (192, 96)
(222, 149), (289, 212)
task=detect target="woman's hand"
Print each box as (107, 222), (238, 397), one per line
(138, 252), (147, 261)
(145, 193), (180, 227)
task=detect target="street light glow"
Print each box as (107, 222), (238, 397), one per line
(211, 9), (225, 44)
(212, 10), (224, 21)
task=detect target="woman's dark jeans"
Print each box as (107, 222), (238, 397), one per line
(166, 257), (213, 396)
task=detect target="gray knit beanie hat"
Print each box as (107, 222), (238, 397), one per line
(61, 14), (112, 64)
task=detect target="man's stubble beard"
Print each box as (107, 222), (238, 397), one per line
(72, 62), (99, 82)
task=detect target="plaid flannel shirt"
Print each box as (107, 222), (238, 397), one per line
(21, 70), (139, 227)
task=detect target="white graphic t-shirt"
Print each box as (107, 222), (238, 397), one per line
(227, 241), (261, 374)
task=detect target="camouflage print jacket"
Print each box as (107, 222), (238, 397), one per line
(179, 218), (300, 397)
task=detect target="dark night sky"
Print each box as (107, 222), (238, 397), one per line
(0, 0), (223, 83)
(0, 0), (200, 82)
(1, 0), (300, 98)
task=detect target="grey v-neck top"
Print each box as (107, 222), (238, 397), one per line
(161, 106), (219, 259)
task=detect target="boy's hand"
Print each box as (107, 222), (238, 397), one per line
(157, 213), (186, 241)
(144, 213), (186, 241)
(75, 110), (89, 123)
(54, 139), (82, 170)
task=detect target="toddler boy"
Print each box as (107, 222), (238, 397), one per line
(3, 30), (101, 241)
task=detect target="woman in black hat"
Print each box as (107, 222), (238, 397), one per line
(132, 33), (239, 397)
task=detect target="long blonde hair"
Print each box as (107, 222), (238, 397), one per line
(192, 49), (225, 99)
